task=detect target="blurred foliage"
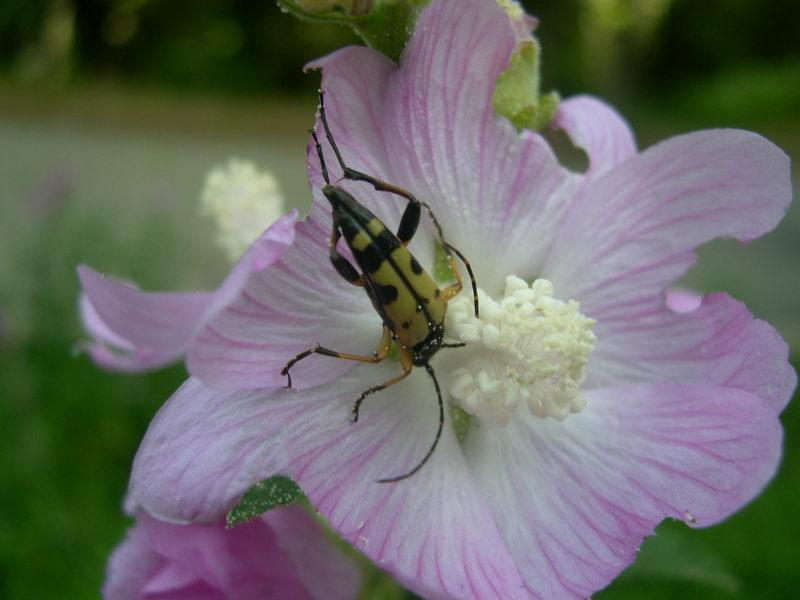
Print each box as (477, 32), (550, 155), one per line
(1, 0), (799, 115)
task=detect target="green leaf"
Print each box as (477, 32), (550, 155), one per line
(225, 476), (303, 528)
(618, 525), (740, 594)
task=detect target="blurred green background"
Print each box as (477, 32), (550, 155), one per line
(0, 1), (798, 598)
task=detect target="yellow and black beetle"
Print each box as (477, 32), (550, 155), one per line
(282, 92), (479, 483)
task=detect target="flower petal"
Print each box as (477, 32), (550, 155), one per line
(104, 518), (163, 600)
(384, 0), (580, 288)
(264, 505), (364, 600)
(553, 95), (637, 180)
(78, 267), (213, 371)
(105, 507), (358, 600)
(664, 287), (703, 313)
(465, 382), (782, 599)
(546, 129), (792, 315)
(187, 218), (381, 390)
(131, 367), (527, 600)
(588, 292), (796, 413)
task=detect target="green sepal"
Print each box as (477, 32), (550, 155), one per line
(225, 475), (303, 528)
(492, 39), (560, 132)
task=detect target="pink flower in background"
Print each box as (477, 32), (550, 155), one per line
(80, 0), (794, 598)
(103, 505), (361, 600)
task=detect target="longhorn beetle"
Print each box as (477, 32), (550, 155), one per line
(282, 92), (479, 483)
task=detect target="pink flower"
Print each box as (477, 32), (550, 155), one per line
(103, 505), (361, 600)
(81, 0), (794, 597)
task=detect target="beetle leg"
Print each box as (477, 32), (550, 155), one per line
(329, 217), (364, 287)
(281, 326), (392, 389)
(441, 242), (479, 318)
(351, 345), (413, 423)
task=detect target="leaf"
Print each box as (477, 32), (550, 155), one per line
(225, 476), (303, 528)
(619, 524), (740, 594)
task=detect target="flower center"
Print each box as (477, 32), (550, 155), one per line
(445, 275), (596, 425)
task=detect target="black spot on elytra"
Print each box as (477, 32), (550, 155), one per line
(353, 243), (383, 274)
(376, 228), (402, 253)
(410, 256), (423, 275)
(434, 288), (441, 298)
(402, 320), (411, 329)
(374, 283), (399, 304)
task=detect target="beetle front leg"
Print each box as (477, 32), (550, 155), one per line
(281, 326), (391, 389)
(329, 217), (365, 287)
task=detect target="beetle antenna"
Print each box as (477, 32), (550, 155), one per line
(317, 90), (349, 175)
(377, 362), (444, 484)
(310, 128), (330, 185)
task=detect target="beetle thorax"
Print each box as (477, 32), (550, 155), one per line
(444, 275), (596, 425)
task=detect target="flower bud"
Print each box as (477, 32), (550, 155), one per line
(492, 0), (559, 131)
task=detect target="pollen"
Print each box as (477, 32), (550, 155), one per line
(445, 275), (596, 424)
(200, 159), (285, 261)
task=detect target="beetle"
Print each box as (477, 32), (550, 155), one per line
(281, 92), (479, 483)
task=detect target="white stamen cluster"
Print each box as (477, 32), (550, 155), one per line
(446, 275), (596, 425)
(200, 159), (285, 261)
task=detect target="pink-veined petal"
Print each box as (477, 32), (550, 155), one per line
(553, 95), (637, 180)
(384, 0), (579, 289)
(546, 129), (792, 317)
(187, 217), (380, 391)
(664, 287), (703, 313)
(130, 367), (527, 600)
(104, 506), (359, 600)
(264, 506), (364, 600)
(465, 382), (782, 599)
(588, 292), (796, 413)
(78, 267), (213, 371)
(104, 519), (163, 600)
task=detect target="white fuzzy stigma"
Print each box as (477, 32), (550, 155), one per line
(201, 159), (285, 261)
(445, 276), (596, 425)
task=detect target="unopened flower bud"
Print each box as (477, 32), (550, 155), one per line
(492, 0), (559, 131)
